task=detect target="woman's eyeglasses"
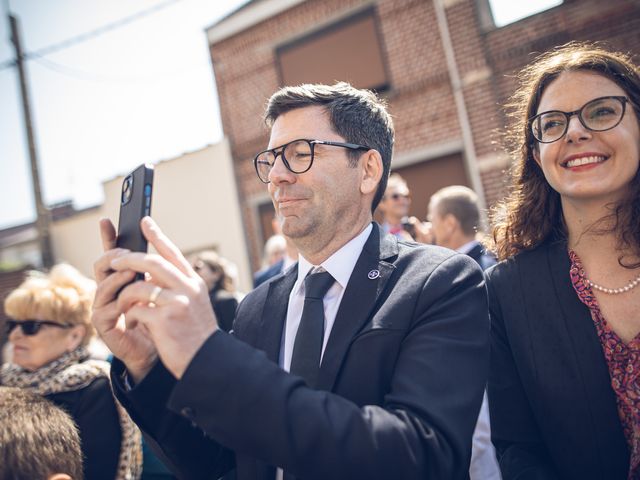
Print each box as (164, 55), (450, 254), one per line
(529, 96), (630, 143)
(5, 319), (73, 336)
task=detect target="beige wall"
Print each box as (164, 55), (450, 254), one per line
(51, 140), (253, 292)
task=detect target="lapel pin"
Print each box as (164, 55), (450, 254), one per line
(368, 269), (380, 280)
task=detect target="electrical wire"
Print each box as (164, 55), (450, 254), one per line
(0, 0), (180, 71)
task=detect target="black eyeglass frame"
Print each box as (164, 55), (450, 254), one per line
(529, 96), (629, 144)
(5, 319), (73, 336)
(253, 138), (371, 184)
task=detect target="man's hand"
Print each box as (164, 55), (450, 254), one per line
(411, 218), (435, 245)
(109, 217), (219, 380)
(92, 218), (159, 383)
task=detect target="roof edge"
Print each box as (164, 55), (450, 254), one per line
(206, 0), (306, 45)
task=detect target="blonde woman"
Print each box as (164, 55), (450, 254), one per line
(1, 264), (142, 480)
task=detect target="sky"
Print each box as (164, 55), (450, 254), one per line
(0, 0), (562, 230)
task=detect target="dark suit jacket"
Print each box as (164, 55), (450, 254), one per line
(112, 224), (489, 480)
(253, 260), (284, 288)
(486, 240), (629, 480)
(466, 241), (497, 272)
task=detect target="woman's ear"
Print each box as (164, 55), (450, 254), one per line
(66, 325), (86, 352)
(532, 145), (542, 167)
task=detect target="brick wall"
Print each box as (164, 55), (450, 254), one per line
(209, 0), (640, 270)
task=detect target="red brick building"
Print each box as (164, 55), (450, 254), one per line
(206, 0), (640, 270)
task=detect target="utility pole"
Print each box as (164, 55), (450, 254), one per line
(8, 13), (54, 268)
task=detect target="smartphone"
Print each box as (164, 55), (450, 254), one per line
(116, 163), (154, 254)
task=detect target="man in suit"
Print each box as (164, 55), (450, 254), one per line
(424, 185), (497, 271)
(92, 82), (489, 480)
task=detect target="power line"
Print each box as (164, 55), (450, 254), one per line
(30, 52), (208, 84)
(0, 0), (180, 71)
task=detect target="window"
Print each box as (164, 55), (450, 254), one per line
(488, 0), (563, 27)
(277, 9), (389, 91)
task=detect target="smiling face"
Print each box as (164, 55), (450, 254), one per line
(267, 106), (375, 257)
(533, 71), (640, 206)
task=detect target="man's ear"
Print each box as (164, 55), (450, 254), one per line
(360, 150), (383, 196)
(443, 213), (459, 234)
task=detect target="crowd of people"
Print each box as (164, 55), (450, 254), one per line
(1, 42), (639, 480)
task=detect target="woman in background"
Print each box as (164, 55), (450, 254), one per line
(191, 250), (239, 332)
(1, 264), (142, 480)
(487, 43), (640, 479)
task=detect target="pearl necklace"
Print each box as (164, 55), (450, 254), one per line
(586, 272), (640, 295)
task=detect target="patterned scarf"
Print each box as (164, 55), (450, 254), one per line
(1, 347), (143, 480)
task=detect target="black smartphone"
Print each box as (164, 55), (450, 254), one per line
(116, 163), (154, 254)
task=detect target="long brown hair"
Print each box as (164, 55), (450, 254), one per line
(491, 42), (640, 266)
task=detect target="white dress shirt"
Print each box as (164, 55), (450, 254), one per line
(276, 223), (371, 480)
(280, 223), (372, 371)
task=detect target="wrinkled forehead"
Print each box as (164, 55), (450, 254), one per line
(268, 106), (339, 149)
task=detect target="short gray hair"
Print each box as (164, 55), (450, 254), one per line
(430, 186), (482, 236)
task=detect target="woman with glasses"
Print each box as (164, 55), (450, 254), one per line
(0, 264), (142, 480)
(487, 43), (640, 479)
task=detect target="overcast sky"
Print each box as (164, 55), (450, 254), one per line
(0, 0), (562, 229)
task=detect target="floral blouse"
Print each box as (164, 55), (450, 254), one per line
(569, 250), (640, 479)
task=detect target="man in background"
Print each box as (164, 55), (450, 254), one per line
(416, 185), (500, 480)
(420, 185), (496, 270)
(253, 233), (298, 288)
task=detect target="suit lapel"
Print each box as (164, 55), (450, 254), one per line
(255, 268), (297, 364)
(316, 224), (397, 391)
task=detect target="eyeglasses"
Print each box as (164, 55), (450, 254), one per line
(529, 96), (630, 144)
(5, 319), (73, 336)
(254, 138), (370, 184)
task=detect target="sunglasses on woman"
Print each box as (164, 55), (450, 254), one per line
(5, 319), (73, 336)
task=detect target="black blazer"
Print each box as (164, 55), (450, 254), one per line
(112, 224), (490, 480)
(486, 240), (629, 479)
(48, 376), (122, 480)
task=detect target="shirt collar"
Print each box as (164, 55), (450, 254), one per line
(296, 223), (373, 292)
(457, 239), (479, 254)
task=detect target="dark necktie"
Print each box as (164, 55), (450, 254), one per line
(289, 270), (335, 389)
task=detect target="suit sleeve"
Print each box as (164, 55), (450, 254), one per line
(486, 269), (560, 480)
(165, 253), (489, 480)
(111, 358), (236, 480)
